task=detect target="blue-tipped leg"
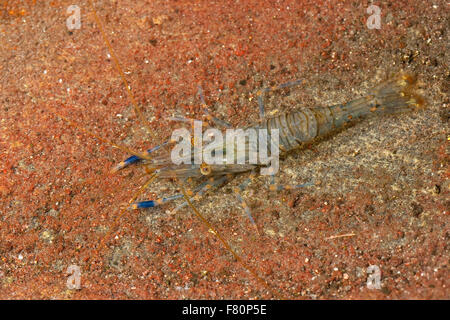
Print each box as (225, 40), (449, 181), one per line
(132, 177), (227, 210)
(132, 193), (184, 209)
(112, 142), (170, 172)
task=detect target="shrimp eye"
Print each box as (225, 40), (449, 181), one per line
(200, 163), (212, 175)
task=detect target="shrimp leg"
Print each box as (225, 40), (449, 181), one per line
(171, 175), (230, 213)
(257, 79), (304, 120)
(233, 171), (258, 225)
(198, 86), (232, 128)
(112, 140), (174, 172)
(132, 176), (212, 209)
(268, 175), (314, 191)
(114, 86), (231, 172)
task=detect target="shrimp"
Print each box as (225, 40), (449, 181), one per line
(115, 72), (424, 212)
(50, 3), (424, 300)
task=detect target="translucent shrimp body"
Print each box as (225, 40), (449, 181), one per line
(258, 73), (424, 155)
(115, 72), (424, 209)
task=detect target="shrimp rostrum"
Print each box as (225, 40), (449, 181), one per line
(114, 72), (424, 221)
